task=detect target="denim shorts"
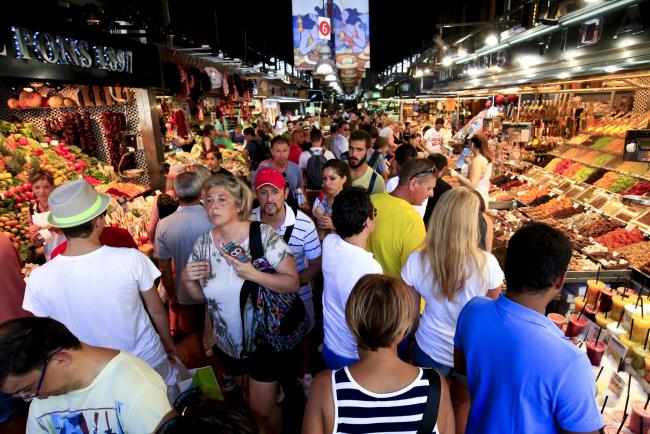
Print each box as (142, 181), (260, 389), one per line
(413, 340), (468, 384)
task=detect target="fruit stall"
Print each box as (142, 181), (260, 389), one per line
(0, 119), (154, 260)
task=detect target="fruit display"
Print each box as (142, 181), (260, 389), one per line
(623, 182), (650, 196)
(595, 227), (645, 250)
(616, 241), (650, 269)
(553, 159), (572, 175)
(515, 187), (549, 205)
(593, 153), (616, 167)
(526, 197), (574, 219)
(590, 137), (615, 150)
(593, 172), (620, 190)
(584, 168), (607, 185)
(581, 219), (621, 239)
(571, 167), (596, 183)
(608, 175), (637, 194)
(545, 157), (563, 172)
(221, 148), (249, 178)
(0, 120), (149, 259)
(561, 162), (584, 178)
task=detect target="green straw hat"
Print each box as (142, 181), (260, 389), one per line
(47, 180), (111, 228)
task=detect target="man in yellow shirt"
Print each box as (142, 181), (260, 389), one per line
(368, 158), (437, 277)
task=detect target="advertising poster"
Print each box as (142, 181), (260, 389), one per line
(332, 0), (370, 90)
(292, 0), (329, 70)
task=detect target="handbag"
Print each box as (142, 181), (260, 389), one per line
(247, 220), (310, 352)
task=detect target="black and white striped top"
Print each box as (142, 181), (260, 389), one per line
(331, 367), (440, 434)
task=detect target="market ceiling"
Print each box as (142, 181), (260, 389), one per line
(3, 0), (487, 73)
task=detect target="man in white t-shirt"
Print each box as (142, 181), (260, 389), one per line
(322, 187), (382, 370)
(299, 128), (335, 190)
(23, 180), (178, 390)
(0, 317), (171, 434)
(423, 118), (451, 154)
(332, 121), (350, 160)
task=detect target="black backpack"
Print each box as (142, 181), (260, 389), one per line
(251, 140), (271, 168)
(305, 149), (328, 190)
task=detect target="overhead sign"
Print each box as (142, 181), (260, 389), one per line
(318, 17), (331, 40)
(292, 0), (328, 70)
(0, 25), (161, 87)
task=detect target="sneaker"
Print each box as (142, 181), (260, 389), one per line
(297, 372), (313, 398)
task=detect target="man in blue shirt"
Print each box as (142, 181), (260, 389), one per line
(454, 222), (603, 434)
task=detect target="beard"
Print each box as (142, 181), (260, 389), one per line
(348, 158), (365, 169)
(262, 203), (281, 217)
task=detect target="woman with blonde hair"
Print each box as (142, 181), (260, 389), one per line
(303, 274), (455, 434)
(182, 174), (299, 434)
(401, 187), (503, 434)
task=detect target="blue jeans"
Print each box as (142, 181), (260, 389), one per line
(413, 340), (467, 384)
(323, 344), (358, 370)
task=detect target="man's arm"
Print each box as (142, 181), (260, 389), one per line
(453, 346), (467, 376)
(299, 255), (321, 286)
(141, 287), (176, 356)
(158, 258), (176, 302)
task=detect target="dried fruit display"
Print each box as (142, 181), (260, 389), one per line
(595, 227), (645, 250)
(581, 219), (621, 239)
(593, 172), (620, 190)
(623, 182), (650, 196)
(617, 241), (650, 269)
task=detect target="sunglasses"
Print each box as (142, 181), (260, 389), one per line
(409, 167), (437, 180)
(155, 386), (204, 434)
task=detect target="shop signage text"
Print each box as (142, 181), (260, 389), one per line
(0, 26), (133, 74)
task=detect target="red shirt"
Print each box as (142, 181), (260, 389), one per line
(50, 226), (139, 259)
(0, 233), (30, 323)
(289, 142), (302, 165)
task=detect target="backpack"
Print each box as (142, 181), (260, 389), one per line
(251, 140), (271, 169)
(242, 221), (310, 353)
(367, 150), (380, 169)
(305, 149), (328, 190)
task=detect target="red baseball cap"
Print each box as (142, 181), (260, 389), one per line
(254, 168), (286, 190)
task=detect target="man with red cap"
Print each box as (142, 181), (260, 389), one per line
(251, 168), (321, 395)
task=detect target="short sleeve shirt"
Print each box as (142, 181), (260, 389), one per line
(454, 295), (604, 434)
(352, 166), (385, 195)
(188, 224), (291, 359)
(298, 148), (336, 169)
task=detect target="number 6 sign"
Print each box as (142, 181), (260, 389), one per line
(318, 17), (331, 40)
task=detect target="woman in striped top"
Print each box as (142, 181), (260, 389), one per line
(303, 274), (454, 434)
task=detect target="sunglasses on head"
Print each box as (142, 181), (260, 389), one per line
(409, 167), (437, 180)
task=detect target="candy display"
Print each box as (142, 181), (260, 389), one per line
(592, 153), (616, 167)
(571, 167), (596, 182)
(583, 168), (607, 184)
(595, 227), (645, 250)
(544, 157), (562, 172)
(553, 159), (572, 175)
(590, 136), (615, 150)
(608, 175), (637, 194)
(623, 181), (650, 196)
(593, 172), (620, 190)
(617, 241), (650, 269)
(581, 219), (622, 239)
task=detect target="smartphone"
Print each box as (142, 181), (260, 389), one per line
(221, 241), (252, 263)
(455, 146), (471, 170)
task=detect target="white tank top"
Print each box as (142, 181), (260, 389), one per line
(475, 155), (492, 206)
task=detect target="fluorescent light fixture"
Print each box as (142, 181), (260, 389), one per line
(471, 79), (480, 86)
(467, 67), (482, 77)
(442, 56), (453, 66)
(457, 47), (467, 56)
(324, 74), (338, 82)
(557, 72), (570, 79)
(485, 34), (499, 46)
(604, 65), (620, 73)
(501, 87), (520, 93)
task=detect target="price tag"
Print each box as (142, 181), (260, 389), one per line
(607, 336), (628, 364)
(612, 251), (619, 257)
(573, 202), (580, 209)
(608, 371), (626, 399)
(549, 192), (556, 197)
(510, 175), (516, 180)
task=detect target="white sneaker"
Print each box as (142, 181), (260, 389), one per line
(297, 373), (313, 398)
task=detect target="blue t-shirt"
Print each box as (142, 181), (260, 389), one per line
(454, 295), (603, 434)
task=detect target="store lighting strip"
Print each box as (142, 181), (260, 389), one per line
(454, 0), (638, 66)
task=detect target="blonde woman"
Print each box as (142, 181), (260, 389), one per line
(304, 274), (455, 434)
(401, 187), (504, 434)
(182, 175), (299, 434)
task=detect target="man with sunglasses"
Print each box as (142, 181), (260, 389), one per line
(0, 317), (171, 434)
(331, 121), (350, 160)
(367, 158), (435, 278)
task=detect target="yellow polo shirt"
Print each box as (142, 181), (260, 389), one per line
(367, 192), (426, 278)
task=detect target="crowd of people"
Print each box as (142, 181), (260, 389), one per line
(0, 111), (604, 434)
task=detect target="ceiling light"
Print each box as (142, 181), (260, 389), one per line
(457, 47), (467, 56)
(604, 65), (620, 73)
(442, 56), (453, 66)
(424, 68), (431, 73)
(329, 81), (339, 88)
(516, 55), (543, 67)
(485, 34), (499, 46)
(557, 72), (570, 79)
(415, 69), (424, 77)
(617, 37), (636, 48)
(314, 59), (335, 75)
(467, 67), (482, 77)
(324, 73), (337, 82)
